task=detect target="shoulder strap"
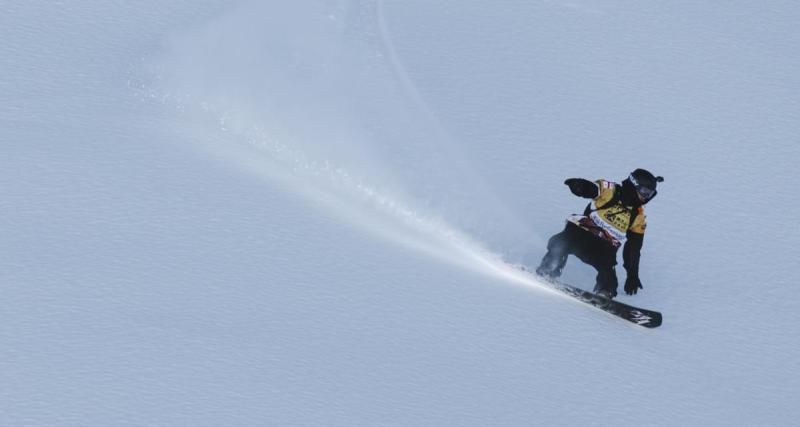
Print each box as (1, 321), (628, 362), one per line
(629, 207), (640, 228)
(583, 186), (618, 216)
(587, 186), (640, 231)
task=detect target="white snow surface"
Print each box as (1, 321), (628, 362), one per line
(2, 1), (799, 425)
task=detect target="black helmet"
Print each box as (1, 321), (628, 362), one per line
(628, 168), (664, 203)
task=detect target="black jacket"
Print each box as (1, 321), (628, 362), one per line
(565, 178), (643, 279)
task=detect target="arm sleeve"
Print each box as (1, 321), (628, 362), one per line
(564, 178), (599, 199)
(623, 231), (644, 278)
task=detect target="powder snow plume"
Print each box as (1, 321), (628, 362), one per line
(142, 0), (543, 287)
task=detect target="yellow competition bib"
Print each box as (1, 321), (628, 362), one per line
(567, 180), (646, 246)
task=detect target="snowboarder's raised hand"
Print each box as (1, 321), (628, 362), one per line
(624, 276), (643, 295)
(564, 178), (599, 199)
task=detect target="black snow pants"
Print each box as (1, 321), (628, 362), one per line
(536, 222), (619, 296)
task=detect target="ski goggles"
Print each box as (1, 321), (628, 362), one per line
(629, 174), (657, 201)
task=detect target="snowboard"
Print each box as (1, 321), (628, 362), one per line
(526, 270), (663, 328)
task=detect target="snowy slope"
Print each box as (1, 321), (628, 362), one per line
(2, 0), (799, 425)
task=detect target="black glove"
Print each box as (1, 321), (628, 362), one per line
(564, 178), (599, 198)
(624, 275), (643, 295)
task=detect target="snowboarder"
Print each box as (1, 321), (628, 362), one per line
(536, 169), (664, 299)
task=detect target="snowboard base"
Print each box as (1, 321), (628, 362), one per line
(523, 268), (663, 328)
